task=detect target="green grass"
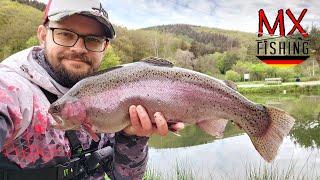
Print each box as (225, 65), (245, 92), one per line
(143, 158), (320, 180)
(237, 81), (268, 85)
(245, 161), (298, 180)
(239, 84), (320, 94)
(143, 162), (198, 180)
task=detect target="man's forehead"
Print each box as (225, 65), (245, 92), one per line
(48, 15), (105, 35)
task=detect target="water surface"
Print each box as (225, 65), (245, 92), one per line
(148, 93), (320, 179)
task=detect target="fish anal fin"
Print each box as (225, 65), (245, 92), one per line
(249, 106), (295, 162)
(197, 119), (228, 138)
(231, 120), (243, 130)
(141, 57), (174, 67)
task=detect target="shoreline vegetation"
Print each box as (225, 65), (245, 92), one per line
(141, 92), (320, 180)
(142, 157), (320, 180)
(238, 82), (320, 94)
(3, 1), (320, 180)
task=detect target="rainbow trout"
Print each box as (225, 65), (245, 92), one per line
(49, 57), (295, 162)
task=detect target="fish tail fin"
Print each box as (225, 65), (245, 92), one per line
(250, 106), (295, 162)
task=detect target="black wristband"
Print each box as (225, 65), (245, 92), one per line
(115, 131), (149, 144)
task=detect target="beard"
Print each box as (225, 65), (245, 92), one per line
(44, 46), (98, 88)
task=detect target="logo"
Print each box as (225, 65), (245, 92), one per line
(92, 3), (108, 17)
(256, 9), (310, 67)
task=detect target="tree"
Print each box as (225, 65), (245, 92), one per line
(249, 63), (268, 81)
(225, 70), (241, 82)
(110, 26), (135, 63)
(274, 68), (295, 82)
(309, 26), (320, 67)
(25, 36), (39, 47)
(216, 51), (240, 74)
(195, 54), (219, 75)
(0, 0), (42, 60)
(232, 61), (250, 75)
(245, 43), (260, 63)
(99, 46), (121, 70)
(12, 0), (46, 11)
(179, 40), (190, 51)
(174, 49), (195, 70)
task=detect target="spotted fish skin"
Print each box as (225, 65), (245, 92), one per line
(49, 57), (295, 162)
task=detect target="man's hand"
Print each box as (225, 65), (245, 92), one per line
(123, 105), (184, 137)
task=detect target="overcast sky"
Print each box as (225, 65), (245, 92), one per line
(37, 0), (319, 34)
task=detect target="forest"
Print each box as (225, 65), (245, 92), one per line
(1, 0), (319, 82)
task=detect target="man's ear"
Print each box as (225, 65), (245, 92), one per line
(37, 25), (47, 48)
(102, 42), (109, 55)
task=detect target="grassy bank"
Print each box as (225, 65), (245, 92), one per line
(142, 161), (320, 180)
(239, 84), (320, 94)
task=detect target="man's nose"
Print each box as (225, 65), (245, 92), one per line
(70, 38), (88, 53)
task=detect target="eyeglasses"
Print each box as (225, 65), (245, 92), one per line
(48, 27), (109, 52)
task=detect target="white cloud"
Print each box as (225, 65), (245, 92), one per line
(213, 0), (319, 33)
(102, 0), (319, 34)
(35, 0), (320, 33)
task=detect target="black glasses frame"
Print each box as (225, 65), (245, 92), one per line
(48, 27), (109, 52)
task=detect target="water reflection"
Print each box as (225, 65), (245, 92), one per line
(149, 94), (320, 149)
(287, 96), (320, 148)
(148, 123), (243, 148)
(148, 135), (320, 179)
(148, 93), (320, 179)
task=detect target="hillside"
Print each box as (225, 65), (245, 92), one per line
(0, 0), (43, 60)
(0, 0), (257, 64)
(144, 24), (256, 56)
(1, 1), (318, 83)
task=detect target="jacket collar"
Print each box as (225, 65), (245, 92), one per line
(0, 46), (69, 97)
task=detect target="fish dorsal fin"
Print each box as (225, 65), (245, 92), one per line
(223, 80), (238, 91)
(141, 57), (174, 67)
(90, 65), (123, 77)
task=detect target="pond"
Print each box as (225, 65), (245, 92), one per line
(147, 93), (320, 179)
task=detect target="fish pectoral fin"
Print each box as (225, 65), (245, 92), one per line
(82, 123), (100, 142)
(197, 119), (228, 138)
(249, 106), (295, 162)
(80, 117), (100, 142)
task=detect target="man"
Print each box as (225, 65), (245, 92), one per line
(0, 0), (184, 179)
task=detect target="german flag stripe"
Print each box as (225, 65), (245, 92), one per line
(266, 64), (296, 67)
(262, 60), (304, 64)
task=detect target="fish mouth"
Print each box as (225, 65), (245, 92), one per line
(50, 113), (82, 130)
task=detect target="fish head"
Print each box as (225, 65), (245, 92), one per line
(49, 97), (86, 130)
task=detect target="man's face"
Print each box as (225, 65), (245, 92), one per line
(38, 15), (107, 87)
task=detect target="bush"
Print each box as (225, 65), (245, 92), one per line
(274, 68), (296, 82)
(99, 46), (121, 70)
(25, 36), (39, 47)
(225, 70), (241, 82)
